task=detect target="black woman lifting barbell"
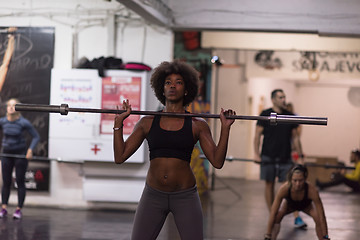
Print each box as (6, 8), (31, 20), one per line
(13, 60), (327, 239)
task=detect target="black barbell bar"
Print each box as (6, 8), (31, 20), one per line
(0, 28), (27, 34)
(0, 153), (83, 163)
(199, 154), (261, 164)
(304, 162), (355, 170)
(15, 103), (328, 126)
(199, 154), (355, 170)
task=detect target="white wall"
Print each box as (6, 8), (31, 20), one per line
(296, 84), (360, 162)
(245, 51), (360, 165)
(0, 0), (173, 208)
(208, 49), (360, 181)
(0, 0), (173, 69)
(209, 50), (250, 179)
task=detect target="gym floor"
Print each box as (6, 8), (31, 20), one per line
(0, 178), (359, 240)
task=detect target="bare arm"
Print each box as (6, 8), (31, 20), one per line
(113, 100), (147, 164)
(266, 184), (287, 236)
(291, 127), (304, 163)
(345, 162), (360, 181)
(254, 125), (263, 162)
(0, 32), (15, 91)
(309, 184), (329, 237)
(198, 108), (235, 169)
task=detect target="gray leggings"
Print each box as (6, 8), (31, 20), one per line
(131, 183), (203, 240)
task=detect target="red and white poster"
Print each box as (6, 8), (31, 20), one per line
(101, 76), (142, 135)
(50, 69), (151, 163)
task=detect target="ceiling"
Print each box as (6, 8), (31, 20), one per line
(117, 0), (360, 37)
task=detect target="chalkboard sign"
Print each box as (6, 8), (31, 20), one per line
(0, 27), (55, 157)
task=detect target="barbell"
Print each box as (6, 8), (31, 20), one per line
(199, 154), (356, 170)
(304, 162), (355, 170)
(199, 154), (261, 164)
(15, 103), (328, 126)
(0, 153), (83, 163)
(3, 153), (353, 170)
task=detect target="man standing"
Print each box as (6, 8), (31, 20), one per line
(254, 89), (306, 228)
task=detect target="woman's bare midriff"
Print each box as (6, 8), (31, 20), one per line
(146, 157), (196, 192)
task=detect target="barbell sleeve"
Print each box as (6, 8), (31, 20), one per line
(15, 103), (69, 115)
(15, 103), (328, 126)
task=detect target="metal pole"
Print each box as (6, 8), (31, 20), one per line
(211, 63), (221, 190)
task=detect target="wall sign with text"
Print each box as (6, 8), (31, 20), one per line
(49, 69), (149, 163)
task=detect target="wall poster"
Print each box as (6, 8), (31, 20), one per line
(101, 76), (142, 135)
(49, 69), (148, 163)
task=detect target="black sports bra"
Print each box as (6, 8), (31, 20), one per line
(285, 183), (312, 211)
(146, 113), (195, 162)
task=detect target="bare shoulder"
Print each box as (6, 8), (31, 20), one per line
(139, 115), (154, 124)
(140, 115), (154, 121)
(277, 182), (289, 197)
(192, 117), (208, 126)
(136, 116), (154, 132)
(307, 182), (317, 192)
(192, 117), (209, 132)
(307, 182), (320, 199)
